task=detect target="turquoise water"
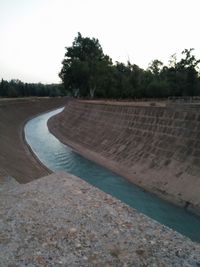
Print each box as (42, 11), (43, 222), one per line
(25, 108), (200, 242)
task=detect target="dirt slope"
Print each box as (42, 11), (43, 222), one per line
(0, 97), (67, 183)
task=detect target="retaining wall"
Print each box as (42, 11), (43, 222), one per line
(48, 100), (200, 214)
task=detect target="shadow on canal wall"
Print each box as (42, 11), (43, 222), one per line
(48, 100), (200, 215)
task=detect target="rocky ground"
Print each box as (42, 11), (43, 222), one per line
(1, 172), (200, 267)
(0, 97), (67, 182)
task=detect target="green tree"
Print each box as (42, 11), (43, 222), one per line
(176, 49), (200, 96)
(0, 79), (9, 97)
(59, 32), (112, 98)
(164, 49), (200, 96)
(148, 59), (163, 76)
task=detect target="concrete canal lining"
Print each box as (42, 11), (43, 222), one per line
(48, 100), (200, 215)
(1, 98), (200, 265)
(0, 97), (67, 183)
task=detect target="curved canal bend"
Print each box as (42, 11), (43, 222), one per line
(25, 108), (200, 242)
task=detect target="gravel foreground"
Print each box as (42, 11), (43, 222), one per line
(1, 172), (200, 267)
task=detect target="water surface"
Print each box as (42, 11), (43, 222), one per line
(25, 108), (200, 242)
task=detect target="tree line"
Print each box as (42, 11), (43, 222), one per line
(1, 33), (200, 99)
(0, 79), (65, 98)
(59, 33), (200, 99)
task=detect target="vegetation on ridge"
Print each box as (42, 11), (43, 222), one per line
(1, 32), (200, 99)
(60, 33), (200, 99)
(0, 80), (65, 98)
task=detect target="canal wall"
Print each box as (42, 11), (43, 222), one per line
(0, 97), (68, 183)
(1, 171), (200, 266)
(48, 100), (200, 215)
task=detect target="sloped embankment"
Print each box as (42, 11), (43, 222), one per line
(0, 97), (67, 183)
(48, 100), (200, 214)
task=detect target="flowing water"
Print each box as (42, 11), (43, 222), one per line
(25, 108), (200, 242)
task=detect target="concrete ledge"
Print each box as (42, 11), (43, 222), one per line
(1, 172), (200, 266)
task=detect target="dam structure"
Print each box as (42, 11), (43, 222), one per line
(49, 100), (200, 215)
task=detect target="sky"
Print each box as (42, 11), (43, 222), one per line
(0, 0), (200, 84)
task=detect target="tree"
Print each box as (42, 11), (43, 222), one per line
(171, 49), (200, 96)
(59, 32), (112, 98)
(0, 79), (65, 98)
(0, 79), (9, 97)
(148, 59), (163, 76)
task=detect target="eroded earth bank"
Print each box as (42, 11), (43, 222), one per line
(48, 100), (200, 215)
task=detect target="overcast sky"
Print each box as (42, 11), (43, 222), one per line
(0, 0), (199, 83)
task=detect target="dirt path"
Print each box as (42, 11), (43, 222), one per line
(0, 97), (67, 183)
